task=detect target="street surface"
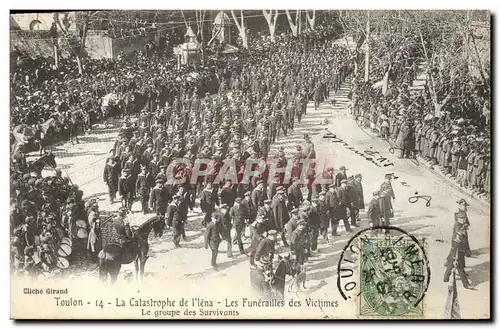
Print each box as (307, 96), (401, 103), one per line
(27, 79), (490, 319)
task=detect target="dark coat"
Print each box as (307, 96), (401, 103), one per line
(255, 237), (275, 263)
(379, 181), (395, 219)
(103, 162), (120, 191)
(200, 189), (217, 213)
(271, 195), (289, 231)
(204, 221), (221, 248)
(353, 180), (365, 209)
(318, 199), (330, 229)
(366, 198), (381, 222)
(118, 176), (134, 196)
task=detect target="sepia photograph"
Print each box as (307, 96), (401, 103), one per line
(8, 8), (491, 320)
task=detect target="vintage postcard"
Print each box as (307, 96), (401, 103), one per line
(9, 9), (491, 319)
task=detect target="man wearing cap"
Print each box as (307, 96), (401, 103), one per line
(325, 184), (340, 237)
(216, 204), (234, 258)
(290, 220), (308, 264)
(272, 187), (290, 247)
(367, 191), (382, 234)
(135, 165), (154, 214)
(379, 174), (395, 227)
(204, 215), (222, 268)
(335, 166), (348, 188)
(443, 199), (474, 289)
(353, 174), (365, 216)
(103, 156), (120, 204)
(229, 197), (246, 255)
(309, 198), (321, 252)
(149, 179), (167, 228)
(220, 180), (236, 208)
(257, 199), (273, 222)
(336, 179), (353, 232)
(118, 169), (134, 211)
(200, 183), (218, 227)
(288, 179), (303, 210)
(114, 207), (134, 252)
(347, 177), (360, 228)
(302, 134), (316, 159)
(255, 229), (277, 268)
(166, 194), (183, 247)
(251, 180), (265, 211)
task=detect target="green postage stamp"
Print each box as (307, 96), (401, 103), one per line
(359, 233), (429, 317)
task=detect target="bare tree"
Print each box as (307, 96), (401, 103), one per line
(285, 10), (300, 36)
(53, 12), (83, 75)
(231, 10), (249, 49)
(262, 10), (280, 42)
(306, 10), (316, 30)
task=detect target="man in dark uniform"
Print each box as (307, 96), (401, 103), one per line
(309, 198), (321, 252)
(220, 180), (235, 208)
(114, 207), (135, 252)
(251, 180), (265, 210)
(229, 197), (246, 255)
(287, 179), (303, 210)
(135, 165), (153, 214)
(241, 191), (253, 224)
(166, 195), (182, 247)
(249, 216), (267, 266)
(325, 184), (340, 237)
(366, 191), (382, 235)
(272, 187), (290, 247)
(217, 204), (233, 258)
(318, 191), (330, 244)
(290, 220), (308, 265)
(103, 157), (120, 204)
(118, 168), (134, 210)
(443, 199), (475, 289)
(346, 176), (360, 227)
(255, 229), (278, 268)
(379, 174), (395, 229)
(335, 166), (348, 187)
(337, 179), (352, 232)
(200, 182), (217, 227)
(149, 178), (167, 229)
(353, 173), (365, 222)
(204, 215), (222, 268)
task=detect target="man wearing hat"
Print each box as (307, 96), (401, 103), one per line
(135, 165), (154, 214)
(366, 191), (382, 235)
(335, 166), (348, 188)
(290, 220), (309, 264)
(337, 179), (353, 233)
(346, 176), (360, 228)
(229, 197), (246, 255)
(255, 229), (278, 268)
(272, 186), (290, 247)
(302, 134), (316, 159)
(251, 180), (265, 210)
(118, 168), (134, 211)
(114, 207), (134, 252)
(200, 183), (218, 227)
(216, 204), (233, 258)
(166, 194), (183, 247)
(288, 179), (303, 210)
(443, 199), (474, 289)
(103, 156), (120, 204)
(308, 198), (321, 252)
(257, 199), (273, 221)
(149, 179), (168, 230)
(379, 174), (395, 227)
(204, 214), (222, 269)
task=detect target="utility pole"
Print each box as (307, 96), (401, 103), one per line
(364, 11), (370, 82)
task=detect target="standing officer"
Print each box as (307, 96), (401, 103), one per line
(204, 215), (222, 269)
(135, 164), (153, 214)
(337, 179), (353, 232)
(251, 180), (265, 211)
(335, 166), (348, 187)
(290, 220), (308, 265)
(443, 199), (475, 289)
(166, 195), (182, 247)
(103, 157), (120, 204)
(347, 176), (360, 227)
(229, 197), (246, 256)
(366, 191), (382, 235)
(309, 198), (321, 252)
(217, 204), (233, 258)
(272, 187), (290, 247)
(220, 180), (235, 208)
(353, 173), (365, 221)
(317, 191), (330, 244)
(118, 168), (134, 210)
(200, 182), (217, 227)
(379, 173), (395, 229)
(249, 216), (267, 266)
(287, 179), (303, 210)
(325, 183), (340, 237)
(149, 178), (167, 228)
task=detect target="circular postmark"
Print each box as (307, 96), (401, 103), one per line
(337, 226), (430, 317)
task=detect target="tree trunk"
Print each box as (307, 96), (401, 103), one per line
(285, 10), (299, 37)
(263, 10), (279, 42)
(306, 10), (316, 30)
(231, 10), (248, 49)
(54, 44), (59, 69)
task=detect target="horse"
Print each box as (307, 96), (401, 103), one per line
(98, 216), (163, 284)
(30, 118), (62, 155)
(250, 254), (295, 301)
(28, 152), (57, 176)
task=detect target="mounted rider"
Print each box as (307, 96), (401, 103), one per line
(114, 207), (135, 254)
